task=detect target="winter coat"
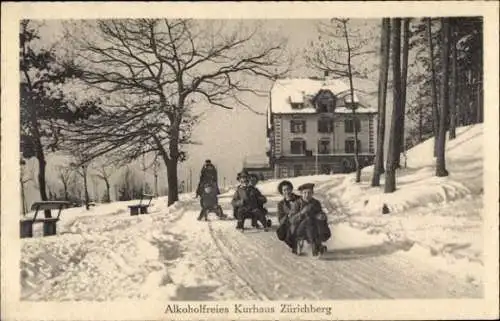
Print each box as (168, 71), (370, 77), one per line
(196, 165), (219, 196)
(277, 193), (300, 224)
(231, 185), (265, 212)
(200, 188), (218, 209)
(289, 198), (327, 236)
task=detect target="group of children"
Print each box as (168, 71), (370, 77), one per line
(275, 180), (331, 256)
(196, 170), (271, 229)
(197, 168), (331, 256)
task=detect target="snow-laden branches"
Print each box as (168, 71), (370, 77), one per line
(305, 18), (378, 81)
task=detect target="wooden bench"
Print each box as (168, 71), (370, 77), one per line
(128, 194), (154, 216)
(20, 201), (71, 238)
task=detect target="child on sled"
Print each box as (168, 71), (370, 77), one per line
(288, 183), (331, 256)
(197, 182), (226, 221)
(231, 171), (270, 231)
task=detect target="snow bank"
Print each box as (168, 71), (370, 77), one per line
(21, 195), (189, 301)
(321, 124), (484, 284)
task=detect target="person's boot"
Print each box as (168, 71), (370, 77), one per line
(291, 241), (298, 254)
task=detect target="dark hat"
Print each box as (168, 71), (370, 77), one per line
(205, 159), (211, 164)
(277, 180), (293, 195)
(237, 170), (249, 180)
(297, 183), (315, 191)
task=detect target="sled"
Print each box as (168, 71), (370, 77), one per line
(295, 239), (327, 257)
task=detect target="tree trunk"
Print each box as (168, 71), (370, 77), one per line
(427, 18), (440, 157)
(154, 133), (179, 206)
(82, 166), (90, 210)
(371, 18), (391, 187)
(165, 158), (179, 205)
(37, 148), (52, 217)
(63, 180), (69, 201)
(449, 21), (457, 140)
(436, 18), (450, 177)
(418, 105), (423, 142)
(20, 179), (27, 216)
(32, 121), (52, 217)
(396, 18), (410, 168)
(104, 179), (111, 203)
(154, 173), (158, 197)
(342, 20), (361, 183)
(476, 70), (483, 124)
(384, 18), (402, 194)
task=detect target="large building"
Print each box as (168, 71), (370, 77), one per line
(266, 77), (377, 178)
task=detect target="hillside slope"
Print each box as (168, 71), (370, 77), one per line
(323, 124), (484, 284)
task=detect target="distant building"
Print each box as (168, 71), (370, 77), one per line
(241, 154), (274, 181)
(266, 77), (377, 178)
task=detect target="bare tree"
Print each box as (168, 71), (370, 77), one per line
(56, 165), (73, 201)
(449, 19), (458, 140)
(63, 19), (289, 205)
(93, 161), (114, 203)
(152, 158), (161, 197)
(70, 150), (92, 210)
(426, 18), (440, 157)
(397, 18), (411, 168)
(20, 20), (100, 218)
(384, 18), (402, 194)
(436, 18), (451, 177)
(20, 159), (34, 215)
(371, 18), (391, 187)
(306, 18), (376, 183)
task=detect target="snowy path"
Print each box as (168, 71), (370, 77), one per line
(21, 192), (482, 301)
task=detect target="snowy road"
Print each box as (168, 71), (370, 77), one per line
(21, 190), (482, 301)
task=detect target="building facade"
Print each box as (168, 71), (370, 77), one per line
(266, 77), (377, 178)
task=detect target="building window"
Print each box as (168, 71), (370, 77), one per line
(318, 118), (334, 133)
(345, 139), (361, 153)
(315, 90), (336, 113)
(320, 164), (331, 174)
(291, 103), (304, 109)
(290, 120), (306, 133)
(344, 118), (361, 133)
(318, 139), (331, 154)
(293, 164), (304, 177)
(290, 139), (306, 155)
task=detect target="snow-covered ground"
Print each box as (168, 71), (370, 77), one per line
(20, 125), (484, 301)
(322, 124), (484, 285)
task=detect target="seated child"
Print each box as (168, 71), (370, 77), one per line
(248, 174), (269, 228)
(289, 183), (331, 255)
(198, 182), (226, 221)
(231, 171), (268, 231)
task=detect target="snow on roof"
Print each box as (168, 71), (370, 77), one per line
(270, 78), (376, 115)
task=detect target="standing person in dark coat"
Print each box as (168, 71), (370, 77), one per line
(196, 159), (220, 197)
(231, 171), (268, 231)
(290, 183), (330, 256)
(198, 182), (226, 221)
(275, 180), (301, 252)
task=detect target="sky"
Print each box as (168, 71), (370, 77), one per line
(23, 18), (382, 204)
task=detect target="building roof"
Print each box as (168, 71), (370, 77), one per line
(242, 154), (270, 169)
(269, 78), (377, 115)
